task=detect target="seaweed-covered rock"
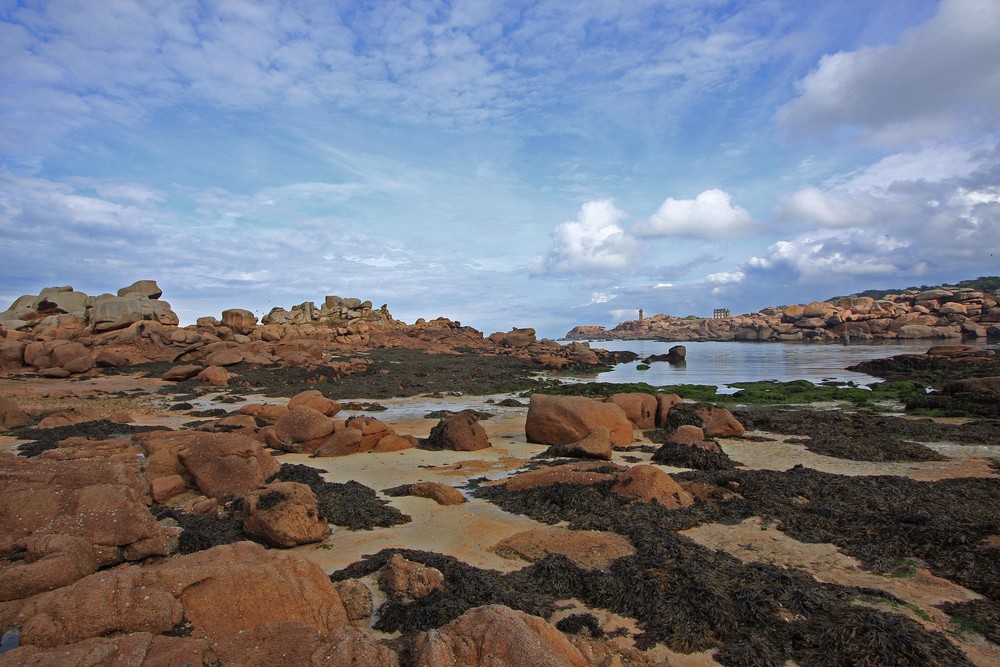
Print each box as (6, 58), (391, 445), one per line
(268, 464), (411, 530)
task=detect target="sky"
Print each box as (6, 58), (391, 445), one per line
(1, 0), (998, 338)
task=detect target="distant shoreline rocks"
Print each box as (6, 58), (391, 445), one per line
(566, 287), (1000, 343)
(0, 280), (630, 379)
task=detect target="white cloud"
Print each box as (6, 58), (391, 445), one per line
(779, 0), (1000, 144)
(775, 187), (875, 228)
(632, 189), (759, 239)
(530, 199), (638, 275)
(746, 230), (912, 282)
(705, 271), (745, 284)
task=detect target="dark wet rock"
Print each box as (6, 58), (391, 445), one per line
(848, 347), (1000, 386)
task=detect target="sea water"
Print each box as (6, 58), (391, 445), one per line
(563, 339), (996, 390)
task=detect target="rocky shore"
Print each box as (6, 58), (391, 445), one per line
(1, 280), (999, 666)
(566, 286), (1000, 343)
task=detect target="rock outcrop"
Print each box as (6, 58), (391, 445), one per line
(567, 286), (1000, 342)
(525, 394), (634, 447)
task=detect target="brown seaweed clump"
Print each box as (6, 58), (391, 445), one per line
(647, 438), (741, 470)
(733, 409), (998, 462)
(469, 474), (974, 665)
(12, 420), (169, 457)
(330, 548), (554, 633)
(268, 463), (411, 530)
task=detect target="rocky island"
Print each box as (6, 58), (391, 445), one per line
(566, 284), (1000, 343)
(0, 280), (998, 666)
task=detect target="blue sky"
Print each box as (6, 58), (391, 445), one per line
(2, 0), (998, 338)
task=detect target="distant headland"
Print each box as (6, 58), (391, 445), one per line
(565, 278), (1000, 343)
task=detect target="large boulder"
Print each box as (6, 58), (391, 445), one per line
(288, 389), (342, 416)
(409, 605), (589, 667)
(174, 432), (282, 500)
(312, 427), (364, 457)
(525, 394), (634, 446)
(88, 294), (156, 332)
(605, 392), (657, 429)
(0, 397), (31, 431)
(209, 622), (398, 667)
(0, 632), (206, 667)
(663, 403), (745, 438)
(272, 407), (336, 453)
(221, 308), (258, 335)
(424, 412), (491, 451)
(0, 534), (98, 601)
(0, 455), (168, 566)
(243, 481), (329, 548)
(611, 465), (695, 509)
(544, 426), (613, 461)
(2, 542), (348, 647)
(117, 280), (163, 299)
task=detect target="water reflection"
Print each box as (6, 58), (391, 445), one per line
(563, 339), (995, 389)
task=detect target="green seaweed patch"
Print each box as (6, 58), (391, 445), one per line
(726, 380), (880, 406)
(524, 382), (720, 401)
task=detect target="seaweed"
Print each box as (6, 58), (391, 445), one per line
(732, 409), (998, 462)
(11, 420), (169, 457)
(784, 605), (972, 666)
(470, 467), (988, 662)
(153, 507), (246, 554)
(330, 549), (554, 633)
(555, 613), (605, 638)
(939, 599), (1000, 643)
(649, 440), (741, 470)
(267, 463), (410, 530)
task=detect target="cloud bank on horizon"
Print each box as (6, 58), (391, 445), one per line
(1, 0), (997, 338)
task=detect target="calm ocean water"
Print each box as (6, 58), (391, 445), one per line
(565, 339), (997, 389)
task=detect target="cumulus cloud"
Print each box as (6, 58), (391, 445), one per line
(632, 189), (759, 239)
(778, 0), (1000, 143)
(746, 230), (914, 283)
(775, 187), (876, 228)
(530, 199), (638, 275)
